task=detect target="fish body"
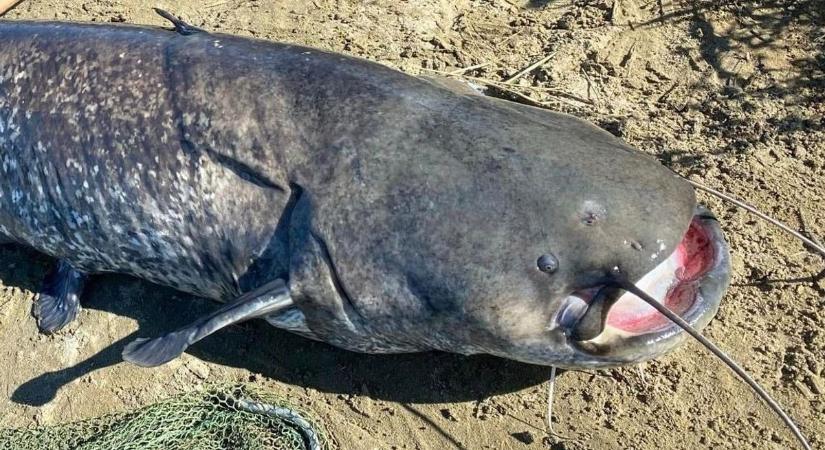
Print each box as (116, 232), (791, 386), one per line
(0, 20), (730, 368)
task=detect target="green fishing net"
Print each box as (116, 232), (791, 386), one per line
(0, 385), (331, 450)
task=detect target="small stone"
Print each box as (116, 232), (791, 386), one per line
(185, 359), (210, 380)
(511, 431), (534, 445)
(439, 408), (457, 422)
(806, 375), (824, 395)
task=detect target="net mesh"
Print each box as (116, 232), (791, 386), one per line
(0, 384), (331, 450)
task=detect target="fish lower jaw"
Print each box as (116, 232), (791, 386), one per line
(559, 209), (731, 365)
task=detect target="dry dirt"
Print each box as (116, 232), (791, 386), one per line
(0, 0), (823, 449)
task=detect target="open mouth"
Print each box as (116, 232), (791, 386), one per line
(605, 211), (726, 334)
(559, 206), (731, 361)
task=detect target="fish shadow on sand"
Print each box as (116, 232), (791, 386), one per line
(1, 245), (552, 407)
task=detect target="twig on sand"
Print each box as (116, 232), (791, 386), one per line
(610, 0), (621, 25)
(449, 62), (492, 76)
(504, 53), (555, 84)
(0, 0), (23, 17)
(656, 82), (678, 103)
(421, 67), (593, 108)
(580, 66), (600, 103)
(205, 0), (255, 9)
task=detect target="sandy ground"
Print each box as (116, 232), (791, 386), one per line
(0, 0), (823, 449)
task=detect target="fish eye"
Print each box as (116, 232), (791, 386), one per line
(537, 253), (559, 273)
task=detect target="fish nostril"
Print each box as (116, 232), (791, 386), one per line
(537, 253), (559, 274)
(580, 200), (607, 226)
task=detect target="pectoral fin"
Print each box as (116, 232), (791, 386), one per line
(123, 279), (291, 367)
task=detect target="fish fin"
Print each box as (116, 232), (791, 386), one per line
(153, 8), (205, 36)
(122, 332), (195, 368)
(123, 279), (292, 367)
(264, 306), (312, 334)
(32, 260), (87, 334)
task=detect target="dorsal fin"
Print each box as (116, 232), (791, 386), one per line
(154, 8), (204, 36)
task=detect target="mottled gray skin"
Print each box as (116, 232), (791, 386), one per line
(0, 21), (697, 368)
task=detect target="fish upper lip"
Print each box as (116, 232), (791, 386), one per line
(560, 206), (731, 365)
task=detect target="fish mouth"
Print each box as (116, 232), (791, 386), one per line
(559, 206), (731, 365)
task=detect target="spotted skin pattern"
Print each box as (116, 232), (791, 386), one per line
(0, 24), (289, 301)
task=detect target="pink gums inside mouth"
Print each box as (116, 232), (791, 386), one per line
(605, 218), (716, 334)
